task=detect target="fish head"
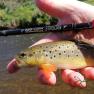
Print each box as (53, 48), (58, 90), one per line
(16, 50), (36, 67)
(7, 49), (37, 73)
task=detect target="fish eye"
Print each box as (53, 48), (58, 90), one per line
(20, 53), (26, 57)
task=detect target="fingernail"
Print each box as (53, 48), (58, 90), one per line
(79, 81), (86, 88)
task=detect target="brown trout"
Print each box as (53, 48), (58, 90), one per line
(14, 40), (94, 71)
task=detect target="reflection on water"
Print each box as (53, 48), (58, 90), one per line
(0, 34), (94, 94)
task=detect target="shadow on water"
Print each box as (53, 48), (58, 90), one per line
(0, 34), (94, 94)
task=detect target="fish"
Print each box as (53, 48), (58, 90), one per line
(8, 40), (94, 73)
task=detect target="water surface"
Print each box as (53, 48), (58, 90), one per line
(0, 34), (94, 94)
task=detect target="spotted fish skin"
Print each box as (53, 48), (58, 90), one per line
(16, 41), (94, 69)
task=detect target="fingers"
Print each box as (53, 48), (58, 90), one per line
(7, 59), (20, 73)
(80, 67), (94, 80)
(61, 69), (86, 88)
(37, 69), (56, 85)
(73, 29), (94, 45)
(35, 0), (94, 23)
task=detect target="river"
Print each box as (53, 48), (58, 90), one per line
(0, 34), (94, 94)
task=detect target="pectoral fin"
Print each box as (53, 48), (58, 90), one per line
(39, 63), (57, 72)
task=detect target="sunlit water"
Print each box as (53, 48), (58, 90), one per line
(0, 34), (94, 94)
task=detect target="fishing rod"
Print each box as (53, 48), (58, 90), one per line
(0, 20), (94, 36)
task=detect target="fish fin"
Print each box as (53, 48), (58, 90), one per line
(39, 63), (57, 72)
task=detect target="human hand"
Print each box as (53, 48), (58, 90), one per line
(7, 0), (94, 88)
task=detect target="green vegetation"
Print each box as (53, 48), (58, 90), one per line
(0, 0), (94, 28)
(0, 0), (57, 28)
(83, 0), (94, 4)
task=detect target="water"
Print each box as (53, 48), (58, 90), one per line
(0, 34), (94, 94)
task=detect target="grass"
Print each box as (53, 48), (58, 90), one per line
(0, 0), (94, 28)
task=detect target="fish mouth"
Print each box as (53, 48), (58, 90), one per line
(7, 59), (20, 73)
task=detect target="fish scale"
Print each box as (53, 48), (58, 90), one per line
(15, 40), (94, 69)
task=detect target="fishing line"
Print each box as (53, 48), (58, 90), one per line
(74, 76), (86, 87)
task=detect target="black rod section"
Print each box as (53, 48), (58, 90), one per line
(0, 21), (94, 36)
